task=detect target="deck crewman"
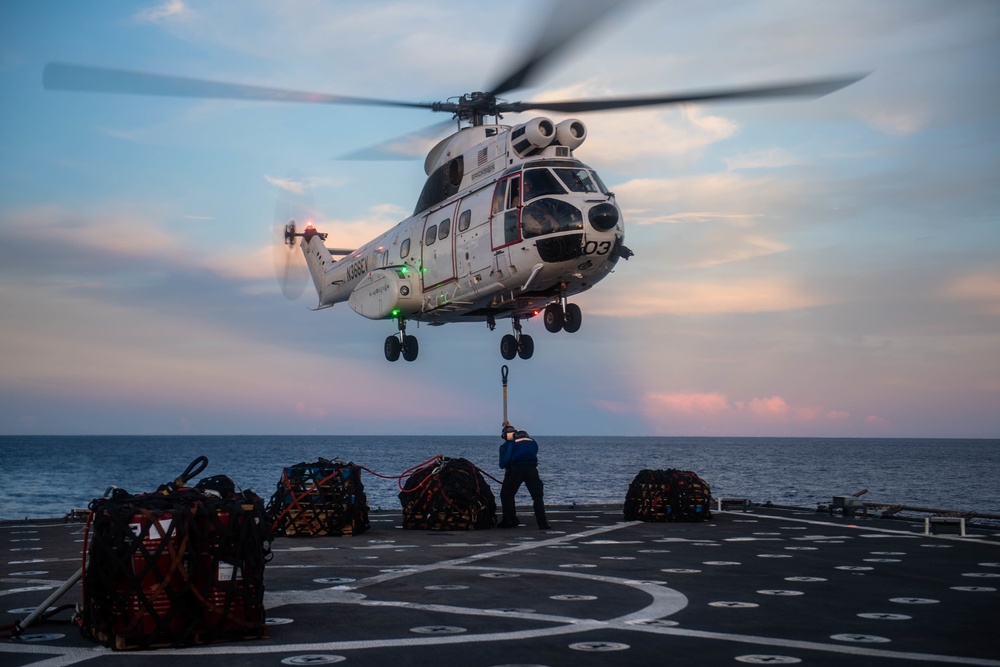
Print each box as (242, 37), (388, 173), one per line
(498, 425), (550, 530)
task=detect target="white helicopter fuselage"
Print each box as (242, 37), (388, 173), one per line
(299, 117), (628, 335)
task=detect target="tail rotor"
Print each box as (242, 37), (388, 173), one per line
(271, 170), (314, 300)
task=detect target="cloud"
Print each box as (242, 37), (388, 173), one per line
(644, 392), (730, 415)
(587, 276), (830, 317)
(639, 390), (854, 434)
(134, 0), (189, 23)
(724, 148), (801, 170)
(322, 204), (411, 250)
(865, 415), (891, 429)
(2, 204), (185, 263)
(689, 235), (791, 269)
(858, 108), (930, 136)
(941, 271), (1000, 315)
(571, 105), (739, 169)
(266, 176), (307, 195)
(0, 205), (280, 297)
(613, 172), (797, 227)
(637, 212), (765, 227)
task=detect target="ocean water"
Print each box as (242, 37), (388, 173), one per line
(1, 436), (997, 520)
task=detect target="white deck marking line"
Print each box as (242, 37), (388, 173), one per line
(619, 624), (1000, 666)
(339, 521), (643, 590)
(723, 511), (1000, 547)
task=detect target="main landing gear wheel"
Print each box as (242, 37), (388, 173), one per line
(500, 334), (518, 361)
(543, 303), (564, 333)
(500, 315), (534, 360)
(384, 336), (401, 362)
(402, 335), (419, 362)
(517, 334), (534, 360)
(563, 302), (582, 333)
(386, 319), (418, 362)
(543, 301), (582, 333)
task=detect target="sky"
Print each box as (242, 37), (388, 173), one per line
(1, 1), (998, 438)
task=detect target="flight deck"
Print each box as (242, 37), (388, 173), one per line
(3, 504), (999, 666)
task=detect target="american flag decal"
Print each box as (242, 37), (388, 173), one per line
(477, 147), (488, 166)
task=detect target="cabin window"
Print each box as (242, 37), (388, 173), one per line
(523, 168), (566, 201)
(504, 211), (519, 244)
(492, 182), (506, 215)
(555, 167), (601, 194)
(425, 224), (437, 246)
(507, 176), (521, 208)
(400, 238), (410, 258)
(458, 209), (471, 232)
(438, 218), (450, 240)
(591, 171), (610, 194)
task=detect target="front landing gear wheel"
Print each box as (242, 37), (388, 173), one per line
(384, 335), (401, 362)
(500, 334), (518, 360)
(563, 303), (582, 333)
(517, 334), (534, 360)
(543, 304), (564, 333)
(402, 335), (419, 362)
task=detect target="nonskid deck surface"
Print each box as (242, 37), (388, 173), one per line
(2, 505), (999, 666)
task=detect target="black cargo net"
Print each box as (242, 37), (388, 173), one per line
(623, 468), (713, 522)
(266, 458), (370, 537)
(397, 456), (498, 530)
(81, 486), (271, 650)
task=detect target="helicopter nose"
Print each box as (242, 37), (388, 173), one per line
(588, 202), (619, 231)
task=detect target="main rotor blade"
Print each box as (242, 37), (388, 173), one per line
(501, 74), (869, 114)
(487, 0), (625, 97)
(338, 119), (456, 160)
(43, 62), (435, 110)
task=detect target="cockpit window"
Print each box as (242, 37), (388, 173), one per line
(523, 168), (567, 202)
(555, 168), (604, 194)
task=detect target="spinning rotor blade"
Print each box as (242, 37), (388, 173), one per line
(43, 62), (433, 110)
(500, 74), (869, 114)
(338, 119), (455, 160)
(271, 172), (315, 301)
(487, 0), (625, 97)
(43, 1), (867, 142)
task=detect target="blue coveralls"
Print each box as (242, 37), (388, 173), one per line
(498, 435), (549, 529)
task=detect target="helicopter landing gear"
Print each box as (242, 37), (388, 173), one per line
(500, 316), (534, 360)
(543, 303), (563, 333)
(543, 300), (582, 334)
(563, 302), (582, 333)
(385, 319), (418, 362)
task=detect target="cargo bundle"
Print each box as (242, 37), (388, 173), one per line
(267, 458), (369, 537)
(623, 468), (712, 522)
(398, 456), (497, 530)
(81, 481), (271, 650)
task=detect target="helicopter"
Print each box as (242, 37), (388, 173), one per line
(42, 2), (865, 363)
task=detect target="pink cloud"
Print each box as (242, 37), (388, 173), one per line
(645, 392), (731, 415)
(295, 402), (330, 419)
(865, 415), (891, 429)
(640, 390), (853, 434)
(743, 395), (791, 418)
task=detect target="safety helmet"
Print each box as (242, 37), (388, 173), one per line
(502, 424), (516, 441)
